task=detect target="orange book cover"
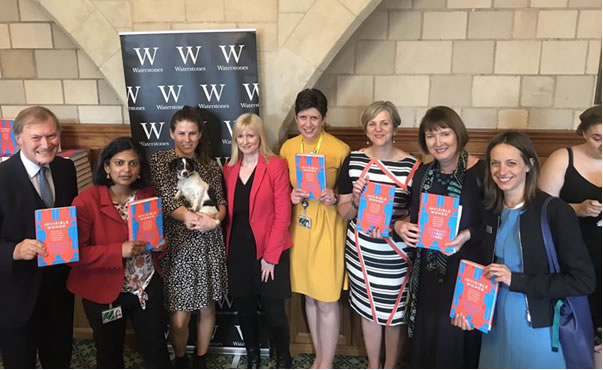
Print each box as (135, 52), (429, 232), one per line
(35, 206), (79, 266)
(128, 197), (164, 251)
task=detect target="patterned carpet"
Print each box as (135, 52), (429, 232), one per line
(0, 339), (369, 368)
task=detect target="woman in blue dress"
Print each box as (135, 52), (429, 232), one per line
(452, 131), (596, 368)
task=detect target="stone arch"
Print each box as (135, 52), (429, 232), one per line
(34, 0), (381, 142)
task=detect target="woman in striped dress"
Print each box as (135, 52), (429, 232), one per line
(337, 101), (419, 368)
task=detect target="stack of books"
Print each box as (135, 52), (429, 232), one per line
(0, 119), (17, 162)
(57, 149), (93, 192)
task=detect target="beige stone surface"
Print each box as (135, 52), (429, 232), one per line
(554, 76), (595, 108)
(513, 9), (538, 39)
(279, 0), (315, 13)
(170, 22), (236, 29)
(396, 41), (452, 73)
(521, 76), (554, 107)
(0, 50), (35, 78)
(396, 108), (417, 127)
(429, 75), (472, 106)
(224, 0), (276, 22)
(530, 0), (567, 7)
(73, 11), (121, 66)
(447, 0), (492, 8)
(94, 1), (133, 28)
(98, 79), (123, 104)
(468, 11), (513, 39)
(540, 41), (587, 74)
(493, 0), (528, 7)
(423, 11), (467, 40)
(132, 0), (185, 22)
(577, 10), (601, 38)
(47, 105), (79, 123)
(77, 50), (104, 78)
(377, 0), (412, 10)
(498, 109), (528, 128)
(414, 0), (446, 8)
(462, 108), (497, 128)
(0, 105), (28, 118)
(340, 0), (378, 17)
(326, 43), (355, 74)
(314, 73), (337, 103)
(39, 0), (95, 33)
(0, 25), (10, 49)
(452, 40), (494, 73)
(388, 11), (421, 40)
(586, 40), (601, 74)
(286, 0), (354, 68)
(327, 107), (360, 126)
(0, 0), (20, 22)
(184, 0), (224, 22)
(529, 108), (573, 129)
(238, 23), (277, 51)
(36, 50), (79, 78)
(98, 50), (127, 104)
(494, 40), (540, 74)
(278, 13), (303, 46)
(132, 22), (171, 31)
(19, 0), (51, 21)
(0, 80), (26, 104)
(473, 76), (520, 107)
(536, 10), (577, 38)
(356, 11), (388, 40)
(78, 105), (123, 123)
(337, 75), (373, 106)
(10, 23), (53, 49)
(355, 41), (396, 74)
(24, 80), (64, 104)
(63, 80), (98, 104)
(374, 75), (429, 106)
(568, 0), (601, 7)
(52, 24), (78, 49)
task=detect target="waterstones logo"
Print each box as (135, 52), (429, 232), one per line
(241, 83), (260, 108)
(174, 46), (206, 72)
(139, 122), (165, 140)
(157, 85), (183, 103)
(127, 86), (141, 104)
(217, 44), (248, 71)
(216, 295), (234, 310)
(198, 84), (229, 109)
(131, 47), (163, 72)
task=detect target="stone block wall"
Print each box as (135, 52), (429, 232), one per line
(316, 0), (601, 130)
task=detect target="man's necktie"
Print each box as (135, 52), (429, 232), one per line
(38, 166), (53, 208)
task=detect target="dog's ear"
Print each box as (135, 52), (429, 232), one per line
(191, 158), (200, 172)
(168, 158), (179, 172)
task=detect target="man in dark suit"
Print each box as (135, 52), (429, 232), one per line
(0, 106), (78, 368)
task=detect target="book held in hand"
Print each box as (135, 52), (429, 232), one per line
(295, 153), (327, 200)
(35, 206), (79, 266)
(128, 197), (164, 251)
(450, 259), (499, 333)
(417, 192), (463, 254)
(0, 119), (17, 156)
(357, 181), (396, 237)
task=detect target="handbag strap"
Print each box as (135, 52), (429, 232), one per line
(540, 196), (564, 352)
(540, 196), (561, 274)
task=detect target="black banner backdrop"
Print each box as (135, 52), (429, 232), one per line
(119, 30), (267, 353)
(120, 29), (260, 159)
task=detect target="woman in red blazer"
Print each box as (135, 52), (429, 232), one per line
(224, 113), (292, 368)
(67, 137), (171, 368)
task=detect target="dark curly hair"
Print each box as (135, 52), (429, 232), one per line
(576, 105), (602, 136)
(93, 137), (151, 189)
(170, 105), (213, 165)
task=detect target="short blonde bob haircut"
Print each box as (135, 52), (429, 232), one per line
(228, 113), (275, 166)
(361, 101), (401, 133)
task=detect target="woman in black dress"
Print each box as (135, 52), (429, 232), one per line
(223, 113), (293, 368)
(395, 106), (486, 368)
(539, 105), (602, 351)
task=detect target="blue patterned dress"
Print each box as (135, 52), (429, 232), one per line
(479, 207), (566, 369)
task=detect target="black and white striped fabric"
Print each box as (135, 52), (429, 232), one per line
(339, 151), (419, 326)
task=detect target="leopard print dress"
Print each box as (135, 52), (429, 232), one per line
(150, 149), (227, 312)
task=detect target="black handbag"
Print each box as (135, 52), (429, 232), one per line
(541, 197), (594, 369)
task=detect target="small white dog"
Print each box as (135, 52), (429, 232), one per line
(170, 157), (218, 217)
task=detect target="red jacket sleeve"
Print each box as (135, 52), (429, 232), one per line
(262, 158), (292, 265)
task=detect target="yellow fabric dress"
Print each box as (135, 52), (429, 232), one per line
(280, 132), (350, 302)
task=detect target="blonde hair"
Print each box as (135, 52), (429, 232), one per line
(228, 113), (275, 166)
(361, 101), (401, 132)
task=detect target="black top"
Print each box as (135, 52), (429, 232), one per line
(482, 191), (596, 328)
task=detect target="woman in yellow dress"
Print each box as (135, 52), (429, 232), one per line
(280, 88), (350, 369)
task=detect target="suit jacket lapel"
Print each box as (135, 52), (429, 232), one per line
(226, 161), (241, 220)
(98, 186), (126, 224)
(249, 158), (266, 215)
